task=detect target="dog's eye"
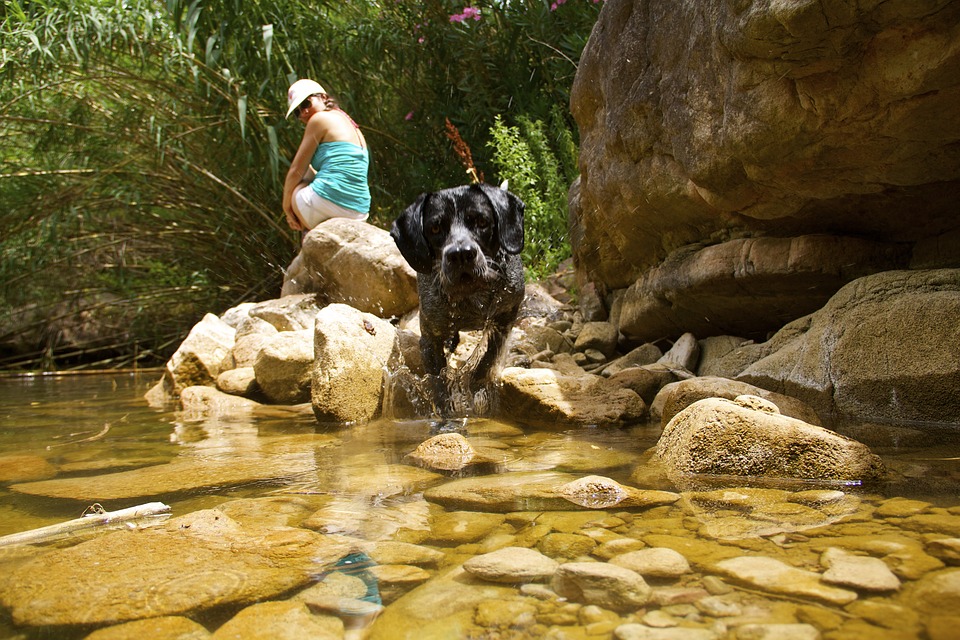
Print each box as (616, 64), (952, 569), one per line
(472, 216), (489, 229)
(429, 224), (442, 235)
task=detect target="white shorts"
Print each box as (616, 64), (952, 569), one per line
(294, 186), (368, 229)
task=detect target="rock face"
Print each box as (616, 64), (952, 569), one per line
(656, 397), (885, 481)
(736, 269), (960, 424)
(281, 218), (418, 319)
(570, 0), (960, 338)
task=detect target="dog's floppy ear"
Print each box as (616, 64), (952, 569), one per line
(478, 183), (525, 255)
(391, 192), (435, 273)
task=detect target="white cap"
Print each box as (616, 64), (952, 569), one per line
(286, 79), (326, 118)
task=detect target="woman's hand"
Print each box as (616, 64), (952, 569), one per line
(285, 207), (306, 231)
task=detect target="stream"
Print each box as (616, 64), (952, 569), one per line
(0, 372), (958, 639)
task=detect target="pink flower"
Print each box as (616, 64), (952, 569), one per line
(450, 6), (481, 22)
(405, 111), (415, 121)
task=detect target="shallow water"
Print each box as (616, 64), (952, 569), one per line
(0, 373), (958, 639)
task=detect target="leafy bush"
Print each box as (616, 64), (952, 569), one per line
(0, 0), (603, 369)
(487, 108), (579, 279)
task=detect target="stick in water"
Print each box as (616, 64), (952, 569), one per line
(0, 501), (171, 548)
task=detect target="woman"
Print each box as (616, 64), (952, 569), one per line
(282, 79), (371, 231)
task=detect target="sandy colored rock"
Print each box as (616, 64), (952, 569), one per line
(712, 555), (857, 606)
(210, 600), (343, 639)
(10, 451), (314, 501)
(551, 561), (651, 612)
(0, 509), (354, 627)
(463, 547), (559, 584)
(499, 367), (647, 428)
(656, 397), (884, 481)
(83, 616), (211, 640)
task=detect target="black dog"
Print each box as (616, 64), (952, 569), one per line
(391, 184), (525, 417)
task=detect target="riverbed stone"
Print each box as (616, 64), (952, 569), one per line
(735, 624), (819, 640)
(606, 363), (681, 405)
(423, 471), (679, 513)
(463, 546), (559, 584)
(658, 332), (699, 371)
(311, 304), (398, 425)
(820, 547), (901, 592)
(0, 454), (57, 483)
(656, 397), (885, 481)
(552, 561), (652, 612)
(652, 376), (822, 426)
(499, 367), (647, 428)
(927, 539), (960, 566)
(600, 343), (664, 377)
(155, 313), (236, 397)
(83, 616), (211, 640)
(357, 540), (445, 568)
(210, 600), (343, 639)
(230, 315), (279, 368)
(425, 510), (505, 546)
(610, 548), (692, 579)
(253, 329), (314, 404)
(249, 294), (322, 332)
(405, 433), (503, 474)
(215, 366), (259, 398)
(614, 625), (718, 640)
(0, 509), (354, 627)
(178, 385), (261, 420)
(367, 565), (516, 640)
(712, 555), (858, 606)
(574, 321), (619, 357)
(904, 568), (960, 616)
(10, 449), (314, 501)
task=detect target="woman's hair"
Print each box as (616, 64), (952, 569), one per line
(318, 93), (339, 110)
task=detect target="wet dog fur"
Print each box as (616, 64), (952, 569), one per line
(390, 183), (525, 416)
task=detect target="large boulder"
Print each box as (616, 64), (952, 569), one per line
(656, 396), (886, 481)
(281, 218), (419, 318)
(499, 367), (647, 428)
(736, 269), (960, 424)
(570, 0), (960, 334)
(311, 304), (399, 425)
(151, 313), (235, 398)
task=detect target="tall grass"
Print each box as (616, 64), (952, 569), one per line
(0, 0), (603, 370)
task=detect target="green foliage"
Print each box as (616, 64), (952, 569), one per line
(487, 108), (579, 279)
(0, 0), (603, 370)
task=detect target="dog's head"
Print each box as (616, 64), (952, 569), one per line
(391, 184), (525, 291)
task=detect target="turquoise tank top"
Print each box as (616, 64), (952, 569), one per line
(309, 141), (371, 214)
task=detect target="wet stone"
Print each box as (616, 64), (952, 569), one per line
(927, 538), (960, 565)
(0, 454), (57, 482)
(9, 452), (316, 501)
(609, 547), (692, 579)
(613, 624), (719, 639)
(83, 616), (211, 640)
(551, 561), (651, 612)
(735, 623), (819, 640)
(0, 509), (355, 627)
(712, 555), (858, 606)
(463, 546), (559, 583)
(820, 547), (901, 592)
(425, 510), (505, 546)
(875, 497), (933, 518)
(209, 600), (343, 639)
(537, 532), (598, 559)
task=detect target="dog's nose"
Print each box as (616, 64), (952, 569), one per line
(444, 243), (478, 266)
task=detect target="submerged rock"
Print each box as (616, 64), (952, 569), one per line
(551, 561), (652, 612)
(10, 450), (314, 501)
(712, 556), (857, 606)
(463, 547), (559, 584)
(656, 397), (885, 481)
(423, 471), (679, 513)
(0, 509), (354, 627)
(83, 616), (211, 640)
